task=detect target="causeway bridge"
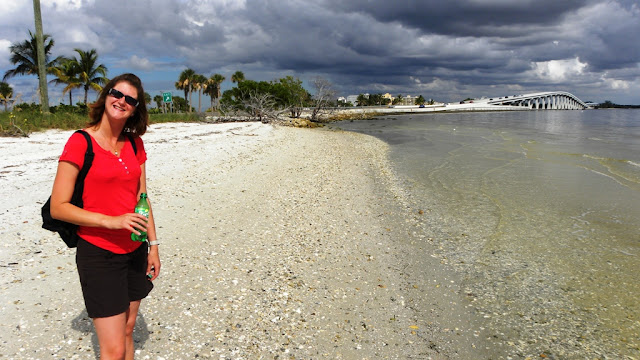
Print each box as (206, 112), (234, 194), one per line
(344, 91), (589, 114)
(482, 91), (588, 110)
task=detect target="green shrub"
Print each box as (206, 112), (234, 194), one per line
(51, 103), (89, 115)
(1, 103), (203, 136)
(149, 113), (201, 124)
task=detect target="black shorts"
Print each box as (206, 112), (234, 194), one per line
(76, 238), (153, 318)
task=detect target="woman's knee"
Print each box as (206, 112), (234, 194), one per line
(125, 300), (141, 337)
(101, 343), (126, 359)
(124, 321), (136, 338)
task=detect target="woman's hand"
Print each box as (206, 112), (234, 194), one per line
(105, 213), (148, 235)
(147, 247), (161, 281)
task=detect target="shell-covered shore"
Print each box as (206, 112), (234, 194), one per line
(0, 122), (495, 359)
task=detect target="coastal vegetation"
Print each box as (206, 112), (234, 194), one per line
(0, 102), (200, 137)
(594, 100), (640, 109)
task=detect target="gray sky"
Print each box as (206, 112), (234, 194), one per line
(1, 0), (639, 105)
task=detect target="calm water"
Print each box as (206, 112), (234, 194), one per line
(335, 110), (640, 357)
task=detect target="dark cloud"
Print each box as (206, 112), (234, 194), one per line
(0, 0), (638, 104)
(325, 0), (592, 36)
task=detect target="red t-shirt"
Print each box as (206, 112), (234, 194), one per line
(59, 131), (147, 254)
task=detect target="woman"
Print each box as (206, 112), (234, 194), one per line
(50, 73), (161, 359)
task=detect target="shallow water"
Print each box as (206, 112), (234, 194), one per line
(335, 110), (640, 358)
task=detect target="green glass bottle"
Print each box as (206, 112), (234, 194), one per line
(131, 193), (149, 242)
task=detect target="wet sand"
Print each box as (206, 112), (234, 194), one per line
(0, 122), (495, 359)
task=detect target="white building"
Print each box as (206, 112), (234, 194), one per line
(345, 95), (359, 104)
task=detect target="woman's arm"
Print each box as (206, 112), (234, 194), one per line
(138, 162), (161, 280)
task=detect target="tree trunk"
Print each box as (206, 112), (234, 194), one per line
(33, 0), (49, 113)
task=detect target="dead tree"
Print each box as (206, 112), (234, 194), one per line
(310, 77), (337, 122)
(241, 90), (283, 123)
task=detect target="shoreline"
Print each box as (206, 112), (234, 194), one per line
(0, 122), (497, 358)
(332, 111), (640, 359)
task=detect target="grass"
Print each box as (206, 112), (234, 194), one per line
(146, 112), (201, 124)
(0, 106), (202, 136)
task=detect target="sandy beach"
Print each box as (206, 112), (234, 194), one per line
(0, 122), (495, 359)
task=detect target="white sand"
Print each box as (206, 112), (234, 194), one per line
(0, 122), (487, 358)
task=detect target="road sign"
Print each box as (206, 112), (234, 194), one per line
(162, 92), (172, 103)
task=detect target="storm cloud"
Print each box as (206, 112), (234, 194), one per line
(1, 0), (638, 104)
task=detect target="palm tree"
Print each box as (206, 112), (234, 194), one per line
(369, 93), (382, 106)
(205, 73), (225, 112)
(71, 49), (108, 104)
(0, 82), (13, 111)
(175, 68), (196, 112)
(356, 94), (367, 106)
(174, 80), (186, 110)
(231, 71), (245, 84)
(3, 30), (61, 82)
(50, 57), (81, 105)
(192, 73), (207, 113)
(153, 95), (163, 110)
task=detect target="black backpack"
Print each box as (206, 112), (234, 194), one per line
(41, 130), (136, 248)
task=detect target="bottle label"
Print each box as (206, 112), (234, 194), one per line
(135, 207), (149, 217)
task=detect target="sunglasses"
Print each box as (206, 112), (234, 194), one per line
(108, 88), (139, 107)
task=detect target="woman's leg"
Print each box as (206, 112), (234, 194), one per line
(125, 300), (142, 360)
(93, 312), (127, 360)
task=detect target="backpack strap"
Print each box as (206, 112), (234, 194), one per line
(125, 134), (137, 155)
(71, 130), (95, 208)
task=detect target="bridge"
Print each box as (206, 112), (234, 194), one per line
(482, 91), (588, 110)
(339, 91), (590, 115)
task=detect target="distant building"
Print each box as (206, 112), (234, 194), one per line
(346, 95), (359, 104)
(403, 95), (416, 105)
(584, 102), (598, 108)
(341, 93), (424, 106)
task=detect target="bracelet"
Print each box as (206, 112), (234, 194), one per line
(148, 240), (159, 246)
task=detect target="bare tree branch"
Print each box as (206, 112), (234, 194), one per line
(239, 89), (291, 124)
(310, 77), (337, 122)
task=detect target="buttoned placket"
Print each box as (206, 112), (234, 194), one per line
(117, 157), (130, 175)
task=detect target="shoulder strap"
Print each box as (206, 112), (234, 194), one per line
(71, 130), (95, 207)
(125, 134), (137, 155)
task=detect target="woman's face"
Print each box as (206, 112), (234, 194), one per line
(105, 81), (138, 122)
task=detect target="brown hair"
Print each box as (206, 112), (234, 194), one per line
(88, 73), (149, 136)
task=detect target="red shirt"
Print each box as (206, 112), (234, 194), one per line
(59, 131), (147, 254)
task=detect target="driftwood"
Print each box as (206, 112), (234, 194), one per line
(0, 117), (29, 137)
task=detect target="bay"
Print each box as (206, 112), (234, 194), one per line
(334, 109), (640, 358)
